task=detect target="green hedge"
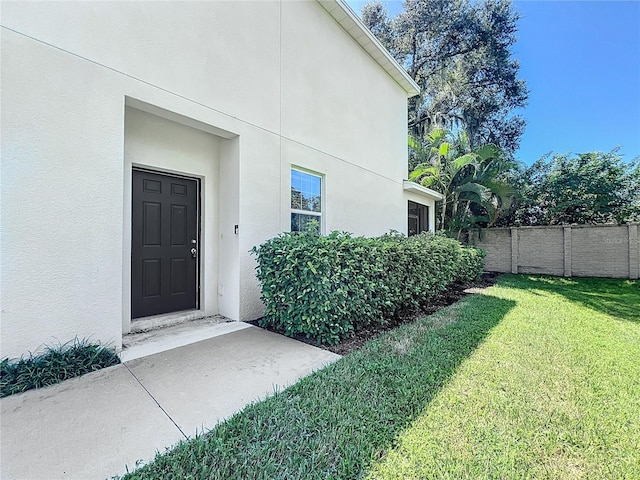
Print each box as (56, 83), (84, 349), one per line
(455, 246), (486, 284)
(251, 231), (485, 345)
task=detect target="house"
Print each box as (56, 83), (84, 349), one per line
(0, 0), (443, 359)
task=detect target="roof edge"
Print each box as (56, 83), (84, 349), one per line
(317, 0), (420, 98)
(403, 180), (445, 201)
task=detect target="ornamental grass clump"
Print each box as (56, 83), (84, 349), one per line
(252, 230), (484, 345)
(0, 338), (120, 397)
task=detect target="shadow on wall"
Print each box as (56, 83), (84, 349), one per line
(502, 274), (640, 324)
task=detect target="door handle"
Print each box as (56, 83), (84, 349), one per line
(190, 248), (197, 258)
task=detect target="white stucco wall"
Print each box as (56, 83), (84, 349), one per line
(281, 1), (408, 183)
(1, 30), (126, 359)
(1, 0), (414, 358)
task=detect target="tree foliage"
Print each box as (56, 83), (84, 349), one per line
(362, 0), (528, 155)
(501, 150), (640, 226)
(409, 128), (515, 238)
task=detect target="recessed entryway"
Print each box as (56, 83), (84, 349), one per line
(131, 168), (200, 319)
(123, 102), (241, 336)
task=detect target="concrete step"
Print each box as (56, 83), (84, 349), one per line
(121, 316), (250, 362)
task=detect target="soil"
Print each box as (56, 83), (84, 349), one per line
(248, 272), (500, 356)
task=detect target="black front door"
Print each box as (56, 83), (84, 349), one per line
(131, 169), (199, 319)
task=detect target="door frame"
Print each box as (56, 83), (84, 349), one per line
(408, 200), (429, 236)
(131, 166), (202, 317)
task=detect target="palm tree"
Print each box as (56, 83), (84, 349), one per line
(409, 128), (515, 240)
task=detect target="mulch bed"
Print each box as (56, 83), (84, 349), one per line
(249, 272), (499, 356)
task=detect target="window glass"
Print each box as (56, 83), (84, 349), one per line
(408, 201), (429, 236)
(291, 169), (321, 213)
(291, 213), (320, 234)
(291, 169), (322, 232)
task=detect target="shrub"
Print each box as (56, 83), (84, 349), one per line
(1, 338), (120, 397)
(252, 230), (485, 345)
(455, 246), (486, 284)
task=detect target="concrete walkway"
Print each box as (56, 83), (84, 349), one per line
(0, 324), (340, 480)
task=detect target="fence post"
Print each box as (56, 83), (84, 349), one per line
(511, 227), (518, 274)
(469, 229), (478, 246)
(563, 226), (572, 277)
(629, 224), (639, 280)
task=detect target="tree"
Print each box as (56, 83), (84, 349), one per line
(362, 0), (528, 155)
(502, 150), (640, 226)
(409, 128), (515, 239)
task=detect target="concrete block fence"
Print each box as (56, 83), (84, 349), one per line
(471, 224), (640, 280)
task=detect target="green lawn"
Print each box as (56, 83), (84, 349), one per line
(367, 275), (640, 479)
(122, 275), (640, 479)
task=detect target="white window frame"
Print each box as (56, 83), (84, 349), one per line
(290, 167), (323, 233)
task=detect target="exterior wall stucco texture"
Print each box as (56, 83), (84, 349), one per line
(517, 228), (564, 276)
(570, 226), (631, 278)
(1, 1), (413, 358)
(473, 225), (640, 280)
(475, 229), (512, 273)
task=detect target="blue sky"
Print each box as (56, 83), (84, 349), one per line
(346, 1), (640, 165)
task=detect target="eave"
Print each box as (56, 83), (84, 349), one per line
(317, 0), (420, 98)
(403, 180), (444, 201)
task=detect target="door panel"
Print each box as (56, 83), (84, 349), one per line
(170, 205), (187, 246)
(132, 169), (199, 318)
(143, 202), (161, 245)
(170, 258), (187, 294)
(142, 259), (161, 297)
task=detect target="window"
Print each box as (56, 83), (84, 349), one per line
(408, 201), (429, 236)
(291, 168), (322, 233)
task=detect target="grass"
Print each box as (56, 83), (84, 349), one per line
(367, 275), (640, 479)
(1, 338), (120, 397)
(121, 275), (640, 479)
(121, 282), (513, 479)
